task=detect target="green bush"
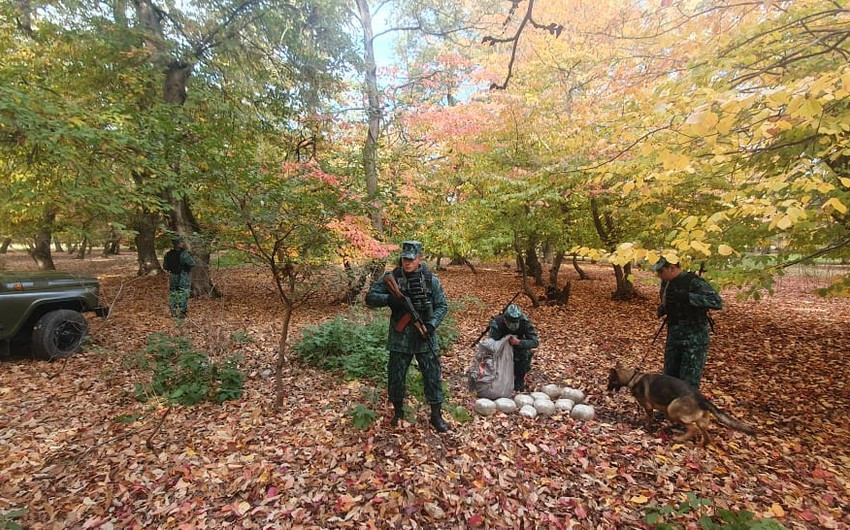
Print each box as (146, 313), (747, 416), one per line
(645, 493), (788, 530)
(292, 309), (389, 382)
(130, 333), (244, 406)
(293, 305), (463, 384)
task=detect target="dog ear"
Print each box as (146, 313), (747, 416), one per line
(615, 360), (622, 369)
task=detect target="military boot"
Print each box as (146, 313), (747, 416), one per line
(390, 401), (405, 426)
(429, 404), (449, 433)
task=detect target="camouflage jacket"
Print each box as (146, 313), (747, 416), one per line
(164, 249), (196, 290)
(660, 271), (723, 329)
(365, 265), (448, 354)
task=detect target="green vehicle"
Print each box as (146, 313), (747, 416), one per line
(0, 271), (108, 360)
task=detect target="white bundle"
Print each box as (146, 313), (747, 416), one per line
(541, 384), (562, 399)
(533, 398), (555, 416)
(570, 404), (595, 421)
(554, 399), (575, 413)
(474, 398), (497, 416)
(561, 387), (585, 404)
(514, 394), (534, 408)
(519, 405), (538, 418)
(495, 397), (518, 413)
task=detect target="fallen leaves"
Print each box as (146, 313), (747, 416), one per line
(1, 254), (849, 528)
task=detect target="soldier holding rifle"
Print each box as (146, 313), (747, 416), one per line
(366, 241), (450, 432)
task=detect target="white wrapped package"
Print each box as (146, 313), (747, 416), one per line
(519, 405), (538, 418)
(570, 404), (595, 421)
(561, 387), (585, 404)
(533, 398), (555, 416)
(542, 384), (562, 399)
(474, 398), (497, 416)
(555, 399), (575, 413)
(514, 394), (534, 408)
(495, 397), (518, 413)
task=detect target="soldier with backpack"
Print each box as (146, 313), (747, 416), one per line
(365, 241), (450, 432)
(489, 304), (539, 392)
(163, 236), (196, 319)
(651, 258), (723, 389)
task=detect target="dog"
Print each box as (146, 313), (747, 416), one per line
(607, 362), (754, 446)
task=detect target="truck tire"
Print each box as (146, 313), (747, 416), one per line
(31, 310), (89, 361)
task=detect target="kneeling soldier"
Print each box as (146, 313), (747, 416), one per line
(489, 304), (539, 392)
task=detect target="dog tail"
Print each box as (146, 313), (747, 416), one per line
(697, 395), (755, 435)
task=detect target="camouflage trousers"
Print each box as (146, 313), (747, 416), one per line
(168, 287), (190, 319)
(513, 349), (533, 390)
(664, 323), (710, 389)
(388, 349), (444, 405)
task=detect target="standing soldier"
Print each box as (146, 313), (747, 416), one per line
(365, 241), (450, 432)
(163, 236), (196, 319)
(489, 304), (539, 392)
(651, 258), (723, 389)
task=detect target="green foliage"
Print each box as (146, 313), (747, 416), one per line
(0, 508), (26, 530)
(229, 329), (256, 345)
(293, 303), (461, 383)
(348, 404), (379, 430)
(131, 333), (244, 406)
(293, 309), (390, 383)
(449, 405), (472, 424)
(644, 493), (787, 530)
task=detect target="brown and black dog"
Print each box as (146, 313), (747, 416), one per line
(607, 363), (754, 446)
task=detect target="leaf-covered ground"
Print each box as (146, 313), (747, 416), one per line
(1, 254), (848, 529)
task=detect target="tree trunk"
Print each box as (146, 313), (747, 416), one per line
(32, 207), (57, 270)
(357, 0), (384, 237)
(343, 260), (371, 304)
(102, 227), (120, 256)
(547, 251), (564, 292)
(75, 236), (89, 259)
(53, 238), (64, 253)
(0, 237), (11, 253)
(133, 211), (162, 275)
(541, 241), (553, 264)
(611, 262), (635, 300)
(274, 300), (293, 410)
(525, 240), (544, 286)
(15, 0), (33, 36)
(513, 242), (540, 307)
(572, 254), (588, 280)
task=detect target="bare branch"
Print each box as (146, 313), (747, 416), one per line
(484, 0), (563, 90)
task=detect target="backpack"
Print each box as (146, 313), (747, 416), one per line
(163, 249), (183, 274)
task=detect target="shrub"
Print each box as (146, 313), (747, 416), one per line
(644, 493), (788, 530)
(292, 309), (389, 383)
(130, 333), (244, 406)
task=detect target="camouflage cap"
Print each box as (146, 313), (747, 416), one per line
(171, 235), (184, 246)
(505, 304), (522, 320)
(650, 257), (678, 272)
(401, 240), (423, 259)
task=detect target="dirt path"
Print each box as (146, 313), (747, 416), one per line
(1, 253), (848, 528)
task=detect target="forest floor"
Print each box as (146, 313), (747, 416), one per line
(1, 252), (848, 529)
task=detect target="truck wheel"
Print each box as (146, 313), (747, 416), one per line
(31, 310), (89, 361)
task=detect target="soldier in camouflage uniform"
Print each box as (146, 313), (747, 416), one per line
(651, 258), (723, 389)
(489, 304), (539, 392)
(365, 241), (450, 432)
(163, 236), (196, 319)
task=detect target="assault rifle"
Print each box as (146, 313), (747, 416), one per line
(384, 274), (430, 340)
(471, 291), (522, 347)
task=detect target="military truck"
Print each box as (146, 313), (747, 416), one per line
(0, 271), (108, 360)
